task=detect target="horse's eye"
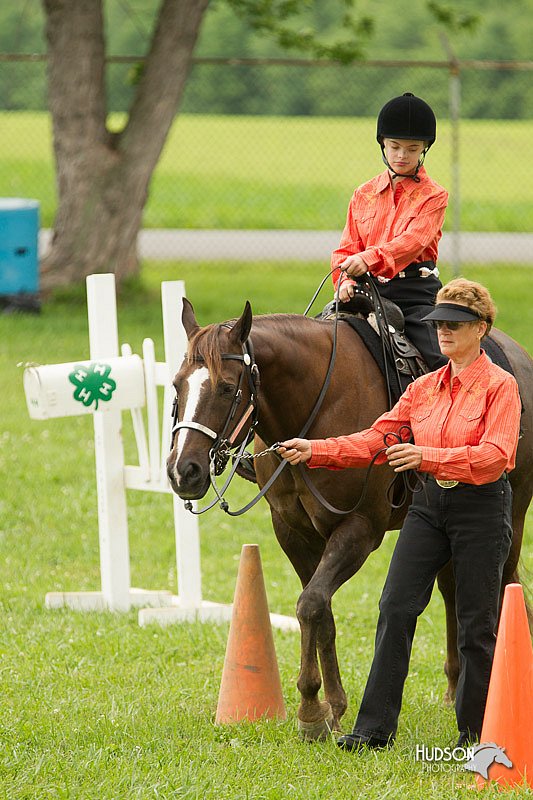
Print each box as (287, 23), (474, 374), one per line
(219, 383), (236, 397)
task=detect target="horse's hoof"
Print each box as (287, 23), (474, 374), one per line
(297, 701), (334, 742)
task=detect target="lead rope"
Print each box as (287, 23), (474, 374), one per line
(297, 428), (425, 516)
(222, 268), (416, 517)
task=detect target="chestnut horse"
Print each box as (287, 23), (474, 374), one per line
(167, 299), (533, 740)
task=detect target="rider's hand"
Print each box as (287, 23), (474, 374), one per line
(340, 254), (369, 278)
(338, 281), (356, 302)
(277, 439), (312, 465)
(386, 443), (423, 472)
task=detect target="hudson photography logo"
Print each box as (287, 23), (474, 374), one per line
(415, 742), (513, 776)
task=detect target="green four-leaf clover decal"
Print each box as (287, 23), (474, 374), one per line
(68, 362), (117, 410)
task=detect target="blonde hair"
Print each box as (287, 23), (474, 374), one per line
(436, 278), (496, 335)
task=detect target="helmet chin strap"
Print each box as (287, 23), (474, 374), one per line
(381, 148), (427, 183)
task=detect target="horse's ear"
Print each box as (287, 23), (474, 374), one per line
(229, 301), (253, 345)
(182, 297), (200, 340)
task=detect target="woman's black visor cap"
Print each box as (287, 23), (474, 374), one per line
(422, 302), (483, 322)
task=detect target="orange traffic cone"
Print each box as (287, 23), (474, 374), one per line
(215, 543), (286, 724)
(476, 583), (533, 790)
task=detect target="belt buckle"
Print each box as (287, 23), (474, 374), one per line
(436, 479), (459, 489)
(419, 265), (440, 279)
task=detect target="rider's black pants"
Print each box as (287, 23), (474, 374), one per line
(378, 271), (446, 370)
(351, 476), (513, 743)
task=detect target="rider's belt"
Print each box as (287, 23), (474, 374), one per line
(427, 473), (508, 489)
(394, 261), (439, 280)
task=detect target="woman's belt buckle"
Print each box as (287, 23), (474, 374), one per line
(436, 479), (459, 489)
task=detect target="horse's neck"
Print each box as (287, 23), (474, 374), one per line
(252, 316), (325, 378)
(251, 316), (332, 441)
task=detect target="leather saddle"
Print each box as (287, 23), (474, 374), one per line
(319, 287), (428, 389)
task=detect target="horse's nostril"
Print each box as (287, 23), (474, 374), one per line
(183, 460), (202, 482)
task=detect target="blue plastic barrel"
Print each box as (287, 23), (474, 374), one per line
(0, 198), (40, 295)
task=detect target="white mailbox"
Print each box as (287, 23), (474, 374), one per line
(24, 355), (146, 420)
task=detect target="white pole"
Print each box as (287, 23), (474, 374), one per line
(86, 274), (131, 611)
(161, 281), (203, 609)
(122, 342), (150, 481)
(142, 337), (161, 483)
(440, 32), (462, 277)
(450, 66), (461, 277)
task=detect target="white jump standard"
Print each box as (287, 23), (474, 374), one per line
(23, 273), (298, 631)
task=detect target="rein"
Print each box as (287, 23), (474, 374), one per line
(173, 272), (344, 516)
(298, 426), (422, 515)
(295, 274), (421, 514)
(216, 292), (343, 517)
(172, 270), (417, 517)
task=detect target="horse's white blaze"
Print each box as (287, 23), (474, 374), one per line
(174, 366), (210, 485)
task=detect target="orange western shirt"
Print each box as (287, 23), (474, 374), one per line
(309, 351), (521, 485)
(331, 166), (448, 286)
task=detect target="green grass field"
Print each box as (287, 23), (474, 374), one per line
(1, 261), (532, 798)
(2, 112), (533, 233)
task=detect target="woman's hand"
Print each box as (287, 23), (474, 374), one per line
(277, 439), (312, 465)
(386, 443), (423, 472)
(340, 254), (368, 278)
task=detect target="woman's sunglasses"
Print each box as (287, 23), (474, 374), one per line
(432, 320), (469, 331)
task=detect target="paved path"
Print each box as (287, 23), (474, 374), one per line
(39, 229), (533, 264)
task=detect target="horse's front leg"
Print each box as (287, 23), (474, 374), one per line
(296, 515), (376, 741)
(437, 560), (459, 705)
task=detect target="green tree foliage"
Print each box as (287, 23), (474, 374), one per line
(0, 0), (532, 118)
(0, 2), (47, 109)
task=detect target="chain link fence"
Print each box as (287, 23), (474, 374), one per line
(1, 55), (532, 268)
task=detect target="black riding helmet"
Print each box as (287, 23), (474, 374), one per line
(377, 92), (437, 181)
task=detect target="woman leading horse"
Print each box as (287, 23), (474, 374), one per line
(278, 279), (521, 750)
(167, 282), (532, 743)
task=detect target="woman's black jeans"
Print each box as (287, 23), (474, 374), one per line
(352, 476), (513, 743)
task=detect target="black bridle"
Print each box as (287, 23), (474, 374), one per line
(171, 337), (260, 478)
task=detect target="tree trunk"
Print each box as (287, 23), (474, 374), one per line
(40, 0), (209, 291)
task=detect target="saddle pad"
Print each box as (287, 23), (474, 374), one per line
(339, 316), (405, 402)
(483, 336), (515, 376)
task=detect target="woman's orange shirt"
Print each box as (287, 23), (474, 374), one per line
(309, 352), (521, 485)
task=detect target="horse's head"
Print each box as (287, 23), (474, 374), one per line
(166, 298), (254, 499)
(493, 747), (513, 769)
